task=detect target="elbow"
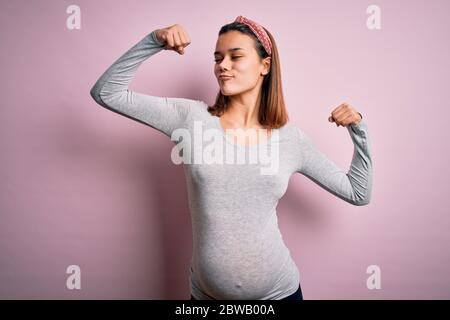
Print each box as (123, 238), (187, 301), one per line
(354, 199), (370, 206)
(353, 193), (371, 206)
(352, 176), (372, 206)
(341, 196), (370, 206)
(89, 84), (102, 105)
(89, 82), (108, 108)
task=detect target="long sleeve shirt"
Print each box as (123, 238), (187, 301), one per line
(90, 29), (373, 300)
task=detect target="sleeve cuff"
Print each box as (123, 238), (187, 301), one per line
(349, 115), (366, 134)
(150, 29), (165, 46)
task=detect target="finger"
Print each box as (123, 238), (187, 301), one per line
(173, 31), (183, 52)
(335, 115), (348, 126)
(177, 31), (187, 54)
(182, 28), (191, 45)
(332, 105), (349, 119)
(166, 32), (175, 49)
(178, 30), (189, 54)
(328, 115), (340, 126)
(333, 113), (347, 127)
(340, 113), (355, 126)
(178, 28), (187, 46)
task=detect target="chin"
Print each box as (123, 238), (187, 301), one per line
(220, 86), (244, 96)
(220, 88), (233, 96)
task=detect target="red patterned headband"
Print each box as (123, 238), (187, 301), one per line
(234, 15), (272, 56)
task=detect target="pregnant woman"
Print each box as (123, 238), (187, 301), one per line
(90, 16), (373, 300)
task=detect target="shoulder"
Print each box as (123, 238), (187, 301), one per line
(282, 123), (317, 153)
(194, 100), (211, 117)
(170, 99), (215, 124)
(166, 97), (207, 109)
(280, 122), (305, 141)
(178, 99), (210, 112)
(165, 98), (210, 117)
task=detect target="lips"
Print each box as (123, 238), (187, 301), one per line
(219, 75), (233, 80)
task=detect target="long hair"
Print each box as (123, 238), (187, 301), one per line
(207, 21), (289, 129)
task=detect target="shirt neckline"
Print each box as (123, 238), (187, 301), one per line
(214, 116), (278, 149)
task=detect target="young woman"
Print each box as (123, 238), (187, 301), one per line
(90, 16), (373, 300)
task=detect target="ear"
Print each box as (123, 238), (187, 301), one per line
(262, 57), (271, 75)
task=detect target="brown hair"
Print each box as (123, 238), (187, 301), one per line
(207, 21), (289, 129)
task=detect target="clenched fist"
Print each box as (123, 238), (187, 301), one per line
(328, 102), (363, 127)
(155, 24), (191, 55)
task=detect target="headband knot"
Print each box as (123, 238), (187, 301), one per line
(234, 15), (272, 56)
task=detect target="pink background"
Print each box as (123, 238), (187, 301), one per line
(1, 0), (449, 299)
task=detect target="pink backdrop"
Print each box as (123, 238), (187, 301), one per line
(1, 0), (449, 299)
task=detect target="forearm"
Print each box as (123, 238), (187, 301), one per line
(296, 119), (373, 206)
(89, 30), (165, 109)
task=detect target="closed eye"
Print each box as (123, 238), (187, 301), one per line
(214, 57), (242, 63)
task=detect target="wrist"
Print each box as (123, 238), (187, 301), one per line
(153, 29), (164, 46)
(356, 112), (363, 124)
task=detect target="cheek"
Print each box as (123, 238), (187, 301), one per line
(235, 61), (253, 73)
(236, 63), (260, 83)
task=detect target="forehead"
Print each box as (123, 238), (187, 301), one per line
(214, 31), (254, 54)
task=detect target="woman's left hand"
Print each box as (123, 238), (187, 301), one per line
(328, 102), (362, 127)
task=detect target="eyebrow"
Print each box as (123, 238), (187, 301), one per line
(214, 48), (245, 55)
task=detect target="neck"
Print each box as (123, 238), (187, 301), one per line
(224, 89), (263, 129)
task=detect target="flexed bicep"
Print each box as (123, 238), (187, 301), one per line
(98, 90), (194, 137)
(90, 28), (195, 138)
(295, 124), (373, 206)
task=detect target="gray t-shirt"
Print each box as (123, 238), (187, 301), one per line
(90, 30), (373, 300)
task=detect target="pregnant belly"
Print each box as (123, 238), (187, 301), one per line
(193, 237), (290, 299)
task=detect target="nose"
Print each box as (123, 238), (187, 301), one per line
(218, 56), (231, 71)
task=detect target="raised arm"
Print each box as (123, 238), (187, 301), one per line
(89, 27), (194, 138)
(295, 119), (373, 206)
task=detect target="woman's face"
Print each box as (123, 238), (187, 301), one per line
(214, 31), (271, 96)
